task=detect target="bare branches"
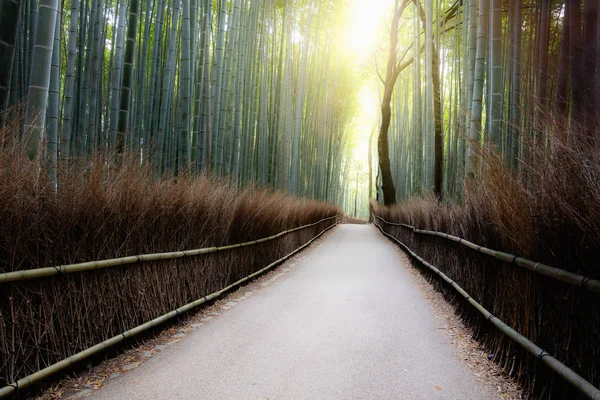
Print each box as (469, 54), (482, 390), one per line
(375, 54), (385, 85)
(394, 56), (415, 81)
(396, 42), (414, 70)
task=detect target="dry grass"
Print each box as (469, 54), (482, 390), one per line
(0, 138), (341, 388)
(373, 128), (600, 399)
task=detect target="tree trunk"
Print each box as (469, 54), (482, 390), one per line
(416, 0), (443, 199)
(379, 100), (396, 206)
(377, 0), (411, 206)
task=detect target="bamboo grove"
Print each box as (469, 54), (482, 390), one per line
(0, 0), (355, 202)
(377, 0), (599, 203)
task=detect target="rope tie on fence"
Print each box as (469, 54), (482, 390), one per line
(582, 277), (592, 289)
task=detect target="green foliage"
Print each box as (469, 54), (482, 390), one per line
(1, 0), (355, 206)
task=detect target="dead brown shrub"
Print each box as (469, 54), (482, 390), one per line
(373, 128), (600, 399)
(0, 138), (340, 387)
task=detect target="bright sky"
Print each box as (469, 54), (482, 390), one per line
(343, 0), (392, 170)
(345, 0), (392, 56)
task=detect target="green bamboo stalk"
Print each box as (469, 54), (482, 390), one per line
(424, 0), (434, 190)
(78, 0), (98, 152)
(508, 0), (522, 169)
(0, 0), (21, 115)
(154, 0), (179, 174)
(466, 0), (488, 178)
(60, 0), (80, 162)
(24, 0), (59, 160)
(226, 0), (246, 176)
(178, 0), (192, 173)
(87, 0), (105, 155)
(26, 0), (38, 89)
(413, 5), (422, 193)
(71, 0), (88, 155)
(134, 0), (155, 155)
(199, 0), (212, 172)
(116, 0), (141, 156)
(216, 0), (240, 176)
(109, 0), (127, 150)
(46, 8), (60, 191)
(210, 0), (227, 173)
(145, 0), (165, 157)
(488, 0), (502, 148)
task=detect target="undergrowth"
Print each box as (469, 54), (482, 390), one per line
(373, 128), (600, 399)
(0, 137), (341, 387)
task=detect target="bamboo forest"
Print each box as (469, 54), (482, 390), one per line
(0, 0), (599, 398)
(0, 0), (355, 201)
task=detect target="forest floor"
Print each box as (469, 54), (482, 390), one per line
(38, 224), (520, 399)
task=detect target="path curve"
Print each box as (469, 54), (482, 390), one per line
(90, 224), (496, 399)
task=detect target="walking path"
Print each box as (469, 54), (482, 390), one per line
(90, 224), (496, 399)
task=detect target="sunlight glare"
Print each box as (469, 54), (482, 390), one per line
(345, 0), (393, 56)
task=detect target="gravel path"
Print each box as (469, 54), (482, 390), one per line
(90, 224), (497, 399)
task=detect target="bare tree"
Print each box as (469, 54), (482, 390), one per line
(376, 0), (413, 206)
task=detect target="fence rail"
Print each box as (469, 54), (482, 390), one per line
(0, 216), (338, 284)
(0, 218), (338, 398)
(375, 216), (600, 294)
(373, 219), (600, 400)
